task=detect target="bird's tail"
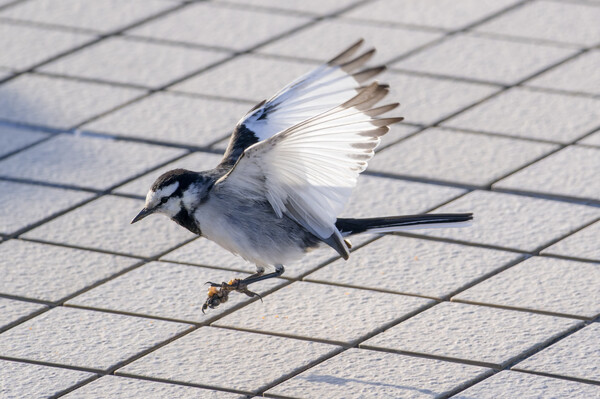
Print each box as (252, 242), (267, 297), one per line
(335, 213), (473, 236)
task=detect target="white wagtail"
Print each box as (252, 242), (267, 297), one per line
(131, 40), (472, 312)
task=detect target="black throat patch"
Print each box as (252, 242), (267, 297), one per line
(172, 208), (201, 236)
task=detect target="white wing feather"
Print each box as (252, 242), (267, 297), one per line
(217, 83), (402, 257)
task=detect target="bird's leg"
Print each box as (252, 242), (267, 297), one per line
(202, 265), (285, 313)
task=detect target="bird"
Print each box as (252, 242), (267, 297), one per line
(131, 39), (473, 312)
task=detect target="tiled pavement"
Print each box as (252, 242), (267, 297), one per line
(0, 0), (598, 397)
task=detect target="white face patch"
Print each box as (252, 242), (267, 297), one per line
(145, 181), (180, 210)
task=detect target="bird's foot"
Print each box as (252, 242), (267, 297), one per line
(202, 278), (261, 313)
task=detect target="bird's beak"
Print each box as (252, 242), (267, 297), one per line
(131, 207), (153, 224)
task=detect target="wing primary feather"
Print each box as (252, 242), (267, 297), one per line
(327, 38), (364, 66)
(364, 103), (400, 117)
(352, 66), (386, 83)
(340, 49), (376, 73)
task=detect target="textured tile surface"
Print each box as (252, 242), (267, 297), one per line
(81, 92), (249, 146)
(22, 195), (195, 258)
(0, 181), (92, 235)
(454, 256), (600, 319)
(0, 360), (94, 399)
(224, 0), (359, 15)
(0, 74), (144, 129)
(268, 349), (492, 399)
(171, 54), (315, 101)
(41, 37), (228, 88)
(118, 327), (339, 393)
(394, 34), (575, 84)
(260, 19), (443, 64)
(0, 134), (184, 190)
(0, 125), (47, 158)
(0, 297), (46, 331)
(306, 236), (524, 299)
(384, 72), (500, 125)
(0, 307), (190, 371)
(215, 281), (433, 344)
(343, 0), (521, 30)
(0, 0), (176, 33)
(527, 50), (600, 95)
(494, 145), (600, 201)
(453, 370), (600, 398)
(369, 128), (557, 185)
(363, 302), (581, 367)
(543, 219), (600, 261)
(580, 130), (600, 147)
(0, 240), (137, 302)
(67, 261), (286, 323)
(0, 23), (93, 70)
(444, 88), (600, 143)
(419, 190), (600, 251)
(62, 375), (241, 398)
(476, 0), (600, 46)
(129, 2), (310, 50)
(114, 151), (223, 197)
(514, 323), (600, 383)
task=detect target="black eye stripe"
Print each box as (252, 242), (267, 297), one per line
(160, 197), (169, 204)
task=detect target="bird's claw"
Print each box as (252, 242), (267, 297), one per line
(201, 279), (261, 313)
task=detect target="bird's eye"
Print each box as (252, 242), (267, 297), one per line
(160, 197), (169, 204)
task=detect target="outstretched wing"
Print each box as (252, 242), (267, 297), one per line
(219, 39), (386, 166)
(215, 83), (403, 259)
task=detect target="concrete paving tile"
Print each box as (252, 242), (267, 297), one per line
(81, 92), (249, 147)
(0, 360), (94, 399)
(527, 50), (600, 95)
(444, 88), (600, 143)
(22, 195), (195, 258)
(0, 74), (144, 130)
(452, 370), (600, 398)
(114, 152), (223, 197)
(0, 307), (191, 371)
(394, 33), (575, 85)
(514, 323), (600, 383)
(494, 145), (600, 201)
(377, 124), (420, 151)
(363, 302), (581, 367)
(0, 134), (185, 190)
(40, 37), (228, 89)
(0, 0), (176, 33)
(0, 297), (46, 330)
(268, 348), (491, 399)
(161, 236), (339, 279)
(259, 19), (443, 64)
(476, 1), (600, 46)
(0, 22), (94, 70)
(0, 125), (47, 158)
(0, 240), (137, 302)
(383, 72), (500, 125)
(67, 261), (286, 323)
(0, 68), (12, 80)
(579, 130), (600, 147)
(214, 281), (433, 344)
(0, 181), (92, 235)
(369, 128), (558, 186)
(342, 0), (521, 30)
(63, 375), (241, 399)
(128, 2), (310, 51)
(341, 174), (467, 218)
(418, 190), (600, 252)
(222, 0), (359, 15)
(543, 220), (600, 261)
(171, 54), (315, 102)
(454, 256), (600, 319)
(306, 236), (524, 299)
(118, 326), (339, 393)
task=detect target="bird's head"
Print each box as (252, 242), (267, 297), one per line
(131, 168), (206, 225)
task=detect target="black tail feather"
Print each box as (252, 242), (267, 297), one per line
(335, 213), (473, 235)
